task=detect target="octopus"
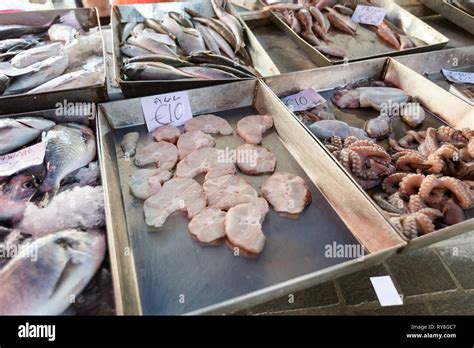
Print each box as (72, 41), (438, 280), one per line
(389, 208), (443, 239)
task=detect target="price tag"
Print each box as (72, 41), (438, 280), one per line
(280, 88), (326, 112)
(140, 91), (193, 132)
(351, 5), (387, 26)
(0, 142), (46, 177)
(370, 276), (403, 307)
(442, 69), (474, 84)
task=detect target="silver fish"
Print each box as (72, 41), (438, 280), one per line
(169, 11), (194, 28)
(207, 26), (235, 59)
(131, 23), (145, 37)
(0, 15), (60, 40)
(211, 0), (244, 52)
(125, 54), (192, 67)
(0, 39), (38, 54)
(180, 66), (238, 79)
(138, 31), (176, 47)
(0, 229), (105, 315)
(122, 61), (195, 80)
(0, 117), (55, 155)
(188, 52), (254, 76)
(199, 63), (253, 78)
(120, 43), (153, 58)
(48, 23), (79, 42)
(0, 73), (9, 94)
(177, 27), (206, 56)
(127, 34), (177, 57)
(1, 174), (37, 201)
(4, 55), (68, 95)
(192, 17), (238, 51)
(161, 16), (183, 38)
(121, 21), (136, 41)
(11, 42), (63, 69)
(195, 23), (220, 55)
(27, 70), (102, 94)
(39, 123), (96, 194)
(145, 19), (176, 40)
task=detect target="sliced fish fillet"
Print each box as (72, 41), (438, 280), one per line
(128, 168), (172, 200)
(203, 174), (258, 210)
(236, 144), (276, 175)
(144, 178), (206, 228)
(152, 124), (181, 144)
(225, 198), (269, 254)
(177, 130), (216, 160)
(134, 141), (178, 170)
(176, 146), (236, 181)
(236, 115), (274, 144)
(188, 207), (226, 243)
(262, 172), (312, 214)
(184, 114), (233, 135)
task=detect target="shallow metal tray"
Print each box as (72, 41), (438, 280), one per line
(424, 0), (474, 35)
(112, 1), (279, 98)
(0, 8), (107, 115)
(98, 79), (404, 315)
(265, 57), (474, 254)
(262, 0), (449, 67)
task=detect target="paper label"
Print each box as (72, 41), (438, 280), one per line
(280, 88), (326, 112)
(442, 69), (474, 84)
(140, 91), (193, 132)
(0, 142), (46, 177)
(352, 5), (387, 26)
(370, 276), (403, 307)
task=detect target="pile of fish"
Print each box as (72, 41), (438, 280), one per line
(0, 116), (113, 315)
(264, 0), (427, 59)
(122, 113), (312, 255)
(120, 0), (257, 81)
(0, 10), (103, 96)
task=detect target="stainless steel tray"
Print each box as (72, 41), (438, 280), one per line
(262, 0), (449, 67)
(265, 57), (474, 254)
(0, 8), (107, 115)
(98, 79), (403, 315)
(112, 1), (279, 98)
(424, 0), (474, 35)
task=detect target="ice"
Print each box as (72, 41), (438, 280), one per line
(74, 161), (101, 186)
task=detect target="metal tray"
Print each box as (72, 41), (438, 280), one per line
(265, 57), (474, 254)
(112, 1), (279, 98)
(262, 0), (449, 67)
(98, 79), (404, 315)
(0, 8), (107, 115)
(424, 0), (474, 35)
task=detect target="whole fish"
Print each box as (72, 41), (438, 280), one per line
(39, 123), (96, 194)
(193, 17), (238, 51)
(312, 22), (331, 42)
(316, 44), (347, 58)
(211, 0), (244, 52)
(131, 23), (145, 37)
(0, 15), (60, 40)
(169, 11), (193, 28)
(377, 25), (400, 50)
(0, 117), (55, 155)
(188, 52), (254, 76)
(309, 6), (326, 32)
(298, 9), (320, 46)
(199, 63), (253, 78)
(407, 36), (427, 47)
(399, 35), (414, 50)
(263, 3), (304, 11)
(325, 7), (356, 35)
(27, 70), (102, 94)
(136, 31), (176, 47)
(281, 10), (292, 26)
(1, 174), (37, 203)
(0, 39), (38, 54)
(333, 4), (354, 16)
(48, 23), (78, 42)
(121, 21), (136, 41)
(0, 229), (105, 315)
(177, 28), (206, 56)
(180, 66), (238, 79)
(4, 55), (68, 95)
(122, 61), (195, 80)
(127, 34), (177, 57)
(195, 22), (220, 55)
(121, 43), (153, 58)
(161, 16), (183, 38)
(207, 26), (235, 59)
(290, 11), (302, 33)
(145, 19), (176, 40)
(0, 73), (9, 94)
(11, 42), (63, 69)
(125, 54), (192, 67)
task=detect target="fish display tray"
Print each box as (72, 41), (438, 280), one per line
(424, 0), (474, 35)
(97, 79), (404, 315)
(260, 0), (449, 67)
(111, 0), (280, 98)
(0, 8), (107, 115)
(265, 57), (474, 254)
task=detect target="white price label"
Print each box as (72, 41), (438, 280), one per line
(140, 91), (193, 132)
(352, 5), (387, 26)
(280, 88), (326, 112)
(0, 142), (46, 177)
(442, 69), (474, 84)
(370, 276), (403, 307)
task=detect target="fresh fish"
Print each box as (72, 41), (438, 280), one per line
(120, 132), (139, 157)
(125, 54), (192, 67)
(281, 10), (292, 26)
(121, 21), (136, 41)
(120, 43), (153, 58)
(48, 23), (79, 42)
(207, 26), (235, 59)
(0, 229), (105, 315)
(1, 174), (38, 201)
(316, 44), (347, 58)
(145, 19), (176, 40)
(127, 34), (177, 57)
(0, 117), (55, 155)
(377, 24), (400, 50)
(309, 6), (326, 32)
(399, 35), (414, 50)
(4, 55), (68, 95)
(407, 36), (427, 47)
(131, 23), (145, 37)
(39, 123), (96, 194)
(195, 22), (220, 55)
(199, 63), (253, 78)
(180, 66), (238, 79)
(11, 42), (63, 68)
(122, 62), (195, 80)
(169, 11), (193, 28)
(290, 10), (302, 33)
(211, 0), (244, 52)
(188, 52), (254, 76)
(177, 28), (206, 56)
(333, 4), (354, 16)
(136, 31), (176, 47)
(62, 29), (102, 70)
(0, 39), (38, 54)
(0, 15), (60, 40)
(325, 7), (357, 35)
(161, 16), (183, 38)
(0, 73), (9, 94)
(298, 9), (320, 46)
(312, 22), (331, 42)
(193, 17), (238, 51)
(263, 3), (304, 11)
(27, 70), (102, 94)
(0, 198), (26, 222)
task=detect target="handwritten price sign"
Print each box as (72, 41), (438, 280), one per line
(280, 88), (326, 112)
(140, 91), (193, 132)
(0, 141), (46, 177)
(351, 5), (387, 26)
(442, 69), (474, 84)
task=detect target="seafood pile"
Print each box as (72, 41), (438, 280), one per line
(0, 116), (113, 315)
(120, 0), (257, 81)
(0, 10), (103, 96)
(123, 114), (312, 255)
(264, 0), (427, 59)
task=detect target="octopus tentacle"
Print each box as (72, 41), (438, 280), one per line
(396, 152), (430, 172)
(419, 175), (472, 209)
(399, 174), (425, 196)
(383, 172), (409, 194)
(373, 193), (407, 214)
(408, 194), (427, 213)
